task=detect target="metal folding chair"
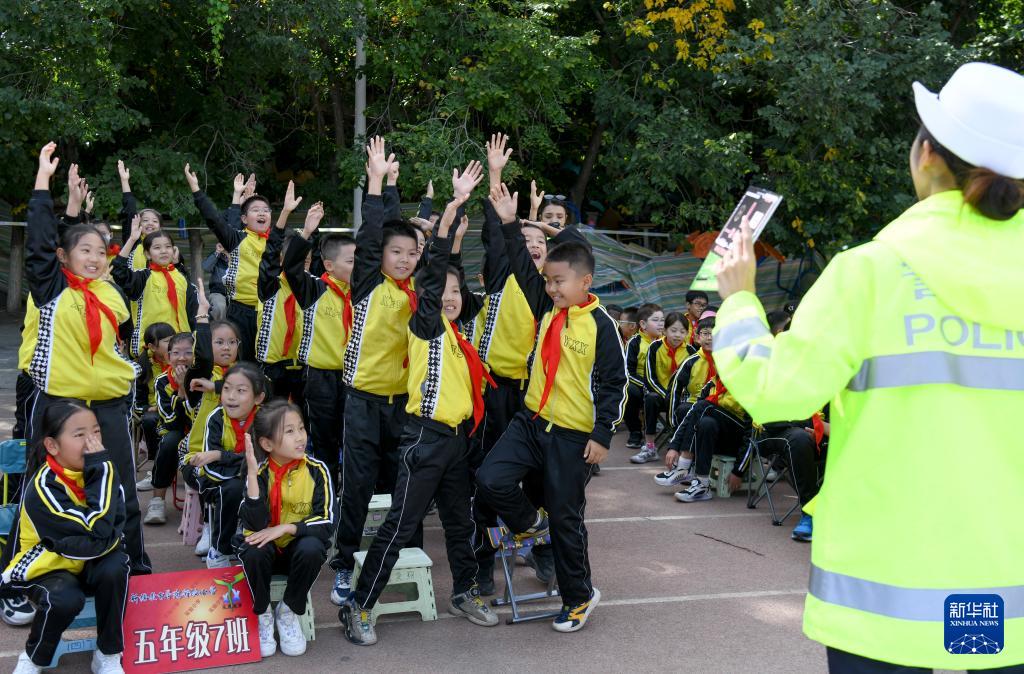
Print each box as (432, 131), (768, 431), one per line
(745, 431), (801, 526)
(487, 515), (560, 624)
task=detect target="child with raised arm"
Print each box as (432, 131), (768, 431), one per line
(340, 175), (500, 647)
(117, 159), (164, 271)
(25, 143), (150, 576)
(4, 402), (129, 674)
(256, 180), (307, 407)
(327, 137), (425, 605)
(282, 198), (355, 483)
(185, 165), (266, 361)
(475, 184), (627, 634)
(238, 400), (333, 658)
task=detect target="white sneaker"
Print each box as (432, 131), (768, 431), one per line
(653, 465), (693, 487)
(675, 479), (713, 503)
(135, 472), (153, 492)
(1, 595), (37, 626)
(143, 497), (166, 525)
(630, 445), (658, 464)
(205, 548), (232, 569)
(194, 523), (211, 556)
(275, 601), (307, 656)
(90, 650), (124, 674)
(258, 608), (277, 657)
(13, 652), (40, 674)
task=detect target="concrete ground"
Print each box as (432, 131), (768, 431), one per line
(0, 314), (950, 673)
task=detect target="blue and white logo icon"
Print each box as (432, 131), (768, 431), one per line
(945, 594), (1003, 655)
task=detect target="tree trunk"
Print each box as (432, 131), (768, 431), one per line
(571, 121), (606, 212)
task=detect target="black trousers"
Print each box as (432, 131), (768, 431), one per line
(151, 429), (184, 491)
(140, 410), (159, 465)
(692, 403), (748, 476)
(31, 392), (151, 575)
(239, 535), (326, 615)
(667, 401), (696, 452)
(227, 300), (257, 363)
(624, 383), (643, 434)
(15, 371), (37, 442)
(9, 547), (129, 666)
(760, 427), (823, 506)
(826, 648), (1024, 673)
(331, 390), (421, 571)
(476, 412), (595, 605)
(353, 420), (477, 609)
(196, 474), (244, 555)
(643, 392), (666, 435)
(303, 367), (346, 481)
(263, 360), (306, 410)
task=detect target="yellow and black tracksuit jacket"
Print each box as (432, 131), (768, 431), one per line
(239, 456), (335, 549)
(471, 200), (539, 382)
(111, 256), (197, 357)
(342, 188), (416, 398)
(2, 451), (125, 584)
(405, 230), (486, 430)
(645, 339), (686, 399)
(183, 406), (252, 482)
(283, 235), (351, 371)
(181, 323), (229, 461)
(624, 332), (655, 390)
(256, 225), (305, 365)
(119, 191), (153, 272)
(25, 191), (139, 402)
(155, 370), (189, 435)
(666, 348), (747, 423)
(193, 191), (262, 308)
(19, 296), (39, 373)
(499, 219), (627, 446)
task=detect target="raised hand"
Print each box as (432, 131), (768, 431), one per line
(529, 180), (545, 219)
(302, 201), (325, 238)
(126, 214), (142, 244)
(365, 136), (394, 180)
(241, 173), (257, 200)
(184, 163), (200, 193)
(426, 180), (434, 199)
(190, 378), (215, 393)
(488, 183), (519, 224)
(486, 133), (513, 180)
(244, 433), (259, 477)
(196, 278), (211, 318)
(456, 214), (470, 241)
(36, 142), (59, 189)
(452, 160), (484, 200)
(436, 194), (466, 239)
(281, 179), (303, 218)
(117, 159), (131, 191)
(85, 190), (95, 214)
(409, 217), (434, 234)
(714, 215), (757, 299)
(387, 161), (400, 186)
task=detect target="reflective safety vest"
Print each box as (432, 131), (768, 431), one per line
(712, 190), (1024, 669)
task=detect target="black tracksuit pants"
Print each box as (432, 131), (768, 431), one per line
(31, 392), (151, 575)
(643, 392), (667, 435)
(760, 427), (823, 505)
(303, 367), (346, 482)
(15, 371), (37, 443)
(476, 412), (596, 605)
(263, 360), (306, 411)
(353, 420), (477, 609)
(331, 390), (421, 572)
(239, 535), (326, 615)
(140, 409), (160, 465)
(227, 300), (257, 363)
(692, 402), (749, 476)
(151, 429), (184, 491)
(9, 547), (129, 666)
(624, 383), (644, 434)
(196, 474), (244, 555)
(667, 401), (696, 452)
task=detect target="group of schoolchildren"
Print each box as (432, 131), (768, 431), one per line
(1, 134), (626, 673)
(607, 296), (829, 542)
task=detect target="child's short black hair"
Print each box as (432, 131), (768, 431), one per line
(685, 290), (709, 304)
(636, 303), (663, 325)
(241, 195), (270, 215)
(382, 221), (419, 248)
(620, 306), (638, 319)
(224, 362), (271, 398)
(60, 223), (104, 252)
(521, 222), (545, 236)
(545, 241), (594, 275)
(142, 230), (173, 252)
(697, 316), (716, 333)
(664, 311), (687, 330)
(251, 398), (304, 461)
(168, 332), (195, 353)
(210, 319), (242, 341)
(321, 233), (356, 262)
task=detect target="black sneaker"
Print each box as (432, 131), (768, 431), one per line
(553, 588), (601, 633)
(475, 554), (496, 596)
(0, 595), (35, 626)
(524, 545), (554, 585)
(625, 432), (643, 449)
(339, 598), (377, 646)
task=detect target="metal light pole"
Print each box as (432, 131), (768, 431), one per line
(352, 0), (367, 231)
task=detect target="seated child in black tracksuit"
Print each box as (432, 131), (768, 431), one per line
(2, 401), (128, 674)
(340, 171), (499, 647)
(475, 184), (627, 634)
(623, 303), (664, 449)
(631, 311), (690, 465)
(237, 400), (334, 659)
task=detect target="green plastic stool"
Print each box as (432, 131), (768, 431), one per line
(269, 575), (315, 641)
(360, 493), (392, 550)
(352, 547), (437, 625)
(710, 454), (755, 497)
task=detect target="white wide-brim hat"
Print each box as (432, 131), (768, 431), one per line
(913, 62), (1024, 180)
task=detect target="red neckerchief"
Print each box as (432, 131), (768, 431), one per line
(107, 243), (121, 257)
(148, 262), (181, 328)
(320, 274), (353, 336)
(249, 228), (269, 240)
(393, 277), (418, 313)
(533, 297), (592, 418)
(280, 287), (298, 356)
(61, 269), (121, 363)
(228, 408), (257, 452)
(812, 412), (825, 452)
(269, 457), (303, 527)
(449, 321), (496, 435)
(664, 340), (681, 375)
(703, 350), (727, 404)
(46, 455), (86, 502)
(164, 365), (179, 392)
(688, 315), (699, 346)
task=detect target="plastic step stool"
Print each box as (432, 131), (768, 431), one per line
(269, 575), (315, 641)
(46, 597), (97, 668)
(710, 455), (755, 497)
(352, 547), (437, 625)
(360, 493), (392, 551)
(178, 485), (204, 546)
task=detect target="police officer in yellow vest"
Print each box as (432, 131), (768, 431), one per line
(713, 62), (1024, 672)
